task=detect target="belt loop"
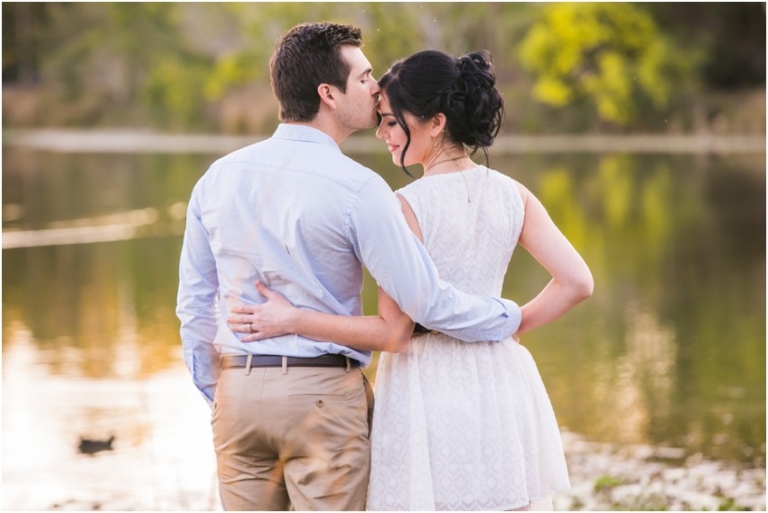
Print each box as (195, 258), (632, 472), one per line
(245, 353), (253, 376)
(345, 357), (351, 373)
(282, 356), (288, 375)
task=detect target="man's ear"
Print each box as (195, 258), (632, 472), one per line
(429, 113), (448, 138)
(318, 83), (337, 110)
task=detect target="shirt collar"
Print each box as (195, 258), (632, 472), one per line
(272, 123), (340, 149)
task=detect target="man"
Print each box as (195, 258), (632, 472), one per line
(177, 22), (521, 510)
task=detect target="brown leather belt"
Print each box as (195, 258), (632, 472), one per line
(220, 354), (360, 369)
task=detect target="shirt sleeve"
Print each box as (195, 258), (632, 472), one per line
(348, 176), (521, 342)
(176, 184), (221, 406)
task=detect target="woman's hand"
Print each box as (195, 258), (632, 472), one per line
(227, 282), (298, 342)
(228, 282), (415, 352)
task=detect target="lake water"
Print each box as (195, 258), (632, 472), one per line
(2, 142), (765, 510)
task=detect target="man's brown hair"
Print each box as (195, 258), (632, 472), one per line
(270, 22), (363, 122)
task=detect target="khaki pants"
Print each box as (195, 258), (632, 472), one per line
(211, 363), (374, 511)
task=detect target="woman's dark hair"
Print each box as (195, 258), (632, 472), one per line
(378, 49), (504, 174)
(270, 22), (362, 122)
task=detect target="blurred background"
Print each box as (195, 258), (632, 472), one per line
(2, 2), (765, 511)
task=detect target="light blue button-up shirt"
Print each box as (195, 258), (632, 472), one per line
(177, 124), (521, 404)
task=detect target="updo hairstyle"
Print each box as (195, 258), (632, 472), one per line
(378, 49), (504, 173)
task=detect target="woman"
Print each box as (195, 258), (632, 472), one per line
(228, 50), (593, 510)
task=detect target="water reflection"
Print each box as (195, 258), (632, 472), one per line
(2, 146), (765, 508)
(505, 152), (766, 466)
(591, 303), (678, 445)
(2, 207), (167, 249)
(4, 236), (190, 378)
(3, 332), (218, 510)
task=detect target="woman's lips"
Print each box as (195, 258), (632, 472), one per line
(387, 144), (399, 153)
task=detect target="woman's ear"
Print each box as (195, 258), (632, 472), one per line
(429, 113), (448, 137)
(318, 84), (337, 109)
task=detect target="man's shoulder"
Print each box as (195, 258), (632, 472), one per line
(335, 151), (380, 178)
(201, 135), (386, 193)
(210, 138), (273, 167)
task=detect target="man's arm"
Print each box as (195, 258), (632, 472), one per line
(176, 189), (221, 405)
(349, 176), (521, 342)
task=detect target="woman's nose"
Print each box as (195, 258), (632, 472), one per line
(375, 123), (385, 140)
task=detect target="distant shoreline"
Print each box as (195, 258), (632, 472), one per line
(3, 128), (766, 155)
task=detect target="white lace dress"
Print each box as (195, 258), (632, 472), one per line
(366, 166), (570, 511)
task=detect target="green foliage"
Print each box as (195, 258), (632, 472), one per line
(144, 57), (212, 128)
(20, 3), (218, 128)
(359, 3), (422, 77)
(107, 3), (215, 128)
(518, 3), (693, 125)
(203, 3), (425, 97)
(594, 474), (625, 493)
(717, 497), (751, 511)
(204, 51), (262, 101)
(1, 2), (761, 131)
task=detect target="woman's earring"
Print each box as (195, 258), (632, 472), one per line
(433, 129), (445, 148)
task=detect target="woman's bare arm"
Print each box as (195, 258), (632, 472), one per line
(515, 183), (594, 336)
(229, 282), (413, 352)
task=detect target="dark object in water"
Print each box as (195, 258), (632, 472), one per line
(78, 435), (114, 455)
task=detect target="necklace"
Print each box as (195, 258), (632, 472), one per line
(425, 153), (473, 202)
(428, 154), (468, 172)
(425, 154), (473, 203)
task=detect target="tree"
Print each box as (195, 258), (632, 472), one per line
(645, 3), (766, 90)
(518, 3), (694, 126)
